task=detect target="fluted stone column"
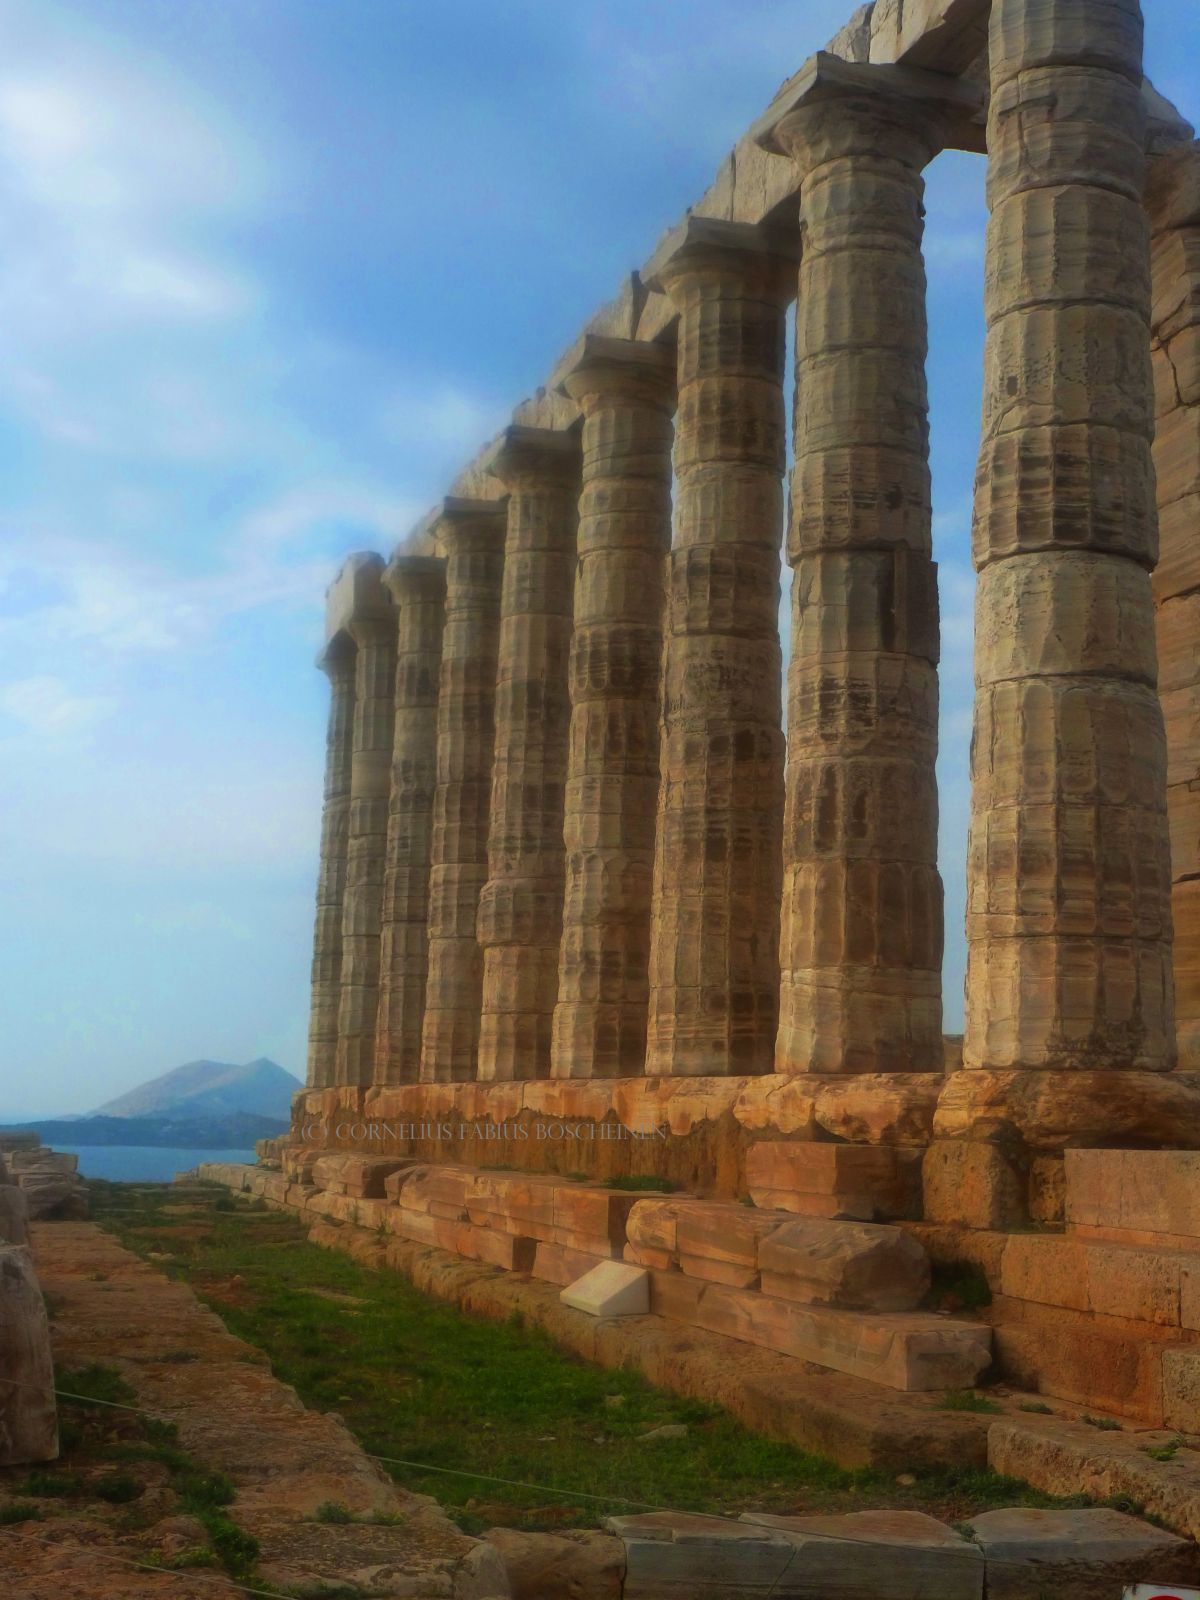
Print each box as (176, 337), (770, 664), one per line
(758, 64), (961, 1077)
(963, 0), (1174, 1072)
(551, 336), (675, 1079)
(1149, 143), (1200, 1069)
(306, 636), (356, 1090)
(642, 219), (791, 1077)
(419, 501), (506, 1084)
(477, 428), (579, 1081)
(374, 555), (447, 1086)
(336, 560), (397, 1087)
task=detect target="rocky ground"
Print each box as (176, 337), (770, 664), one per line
(0, 1218), (507, 1599)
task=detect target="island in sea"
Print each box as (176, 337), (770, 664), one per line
(1, 1056), (302, 1181)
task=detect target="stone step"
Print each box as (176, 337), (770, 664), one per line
(1065, 1149), (1200, 1245)
(991, 1294), (1200, 1426)
(1000, 1230), (1200, 1330)
(627, 1198), (932, 1309)
(651, 1271), (990, 1392)
(989, 1415), (1200, 1543)
(609, 1504), (1198, 1600)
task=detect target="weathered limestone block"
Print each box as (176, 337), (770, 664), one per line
(967, 1506), (1198, 1600)
(375, 556), (446, 1086)
(306, 636), (356, 1090)
(477, 427), (579, 1082)
(641, 218), (791, 1078)
(551, 337), (675, 1079)
(748, 1510), (985, 1598)
(0, 1244), (58, 1464)
(0, 1185), (29, 1246)
(960, 0), (1174, 1077)
(934, 1066), (1200, 1150)
(923, 1140), (1028, 1230)
(1149, 141), (1200, 1065)
(758, 1218), (931, 1311)
(745, 1141), (903, 1219)
(484, 1528), (624, 1600)
(419, 502), (506, 1083)
(1065, 1149), (1200, 1241)
(335, 557), (396, 1087)
(560, 1260), (649, 1317)
(757, 61), (964, 1077)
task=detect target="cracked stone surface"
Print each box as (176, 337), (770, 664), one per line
(768, 84), (947, 1075)
(306, 637), (356, 1091)
(963, 0), (1175, 1073)
(420, 504), (507, 1085)
(551, 337), (675, 1080)
(375, 556), (447, 1087)
(477, 428), (579, 1083)
(644, 220), (791, 1079)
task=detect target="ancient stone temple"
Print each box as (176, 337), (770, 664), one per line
(280, 0), (1200, 1454)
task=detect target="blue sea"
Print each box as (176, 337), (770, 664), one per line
(51, 1146), (256, 1183)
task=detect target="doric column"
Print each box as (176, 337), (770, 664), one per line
(1149, 143), (1200, 1068)
(551, 336), (676, 1079)
(642, 219), (792, 1077)
(305, 636), (356, 1090)
(419, 501), (507, 1084)
(963, 0), (1173, 1071)
(758, 61), (965, 1076)
(336, 559), (397, 1087)
(476, 428), (580, 1081)
(374, 555), (447, 1086)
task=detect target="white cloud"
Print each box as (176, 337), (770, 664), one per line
(0, 673), (115, 737)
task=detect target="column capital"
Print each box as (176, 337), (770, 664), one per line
(382, 552), (446, 604)
(432, 496), (508, 556)
(315, 634), (356, 681)
(557, 333), (676, 409)
(752, 51), (985, 168)
(325, 550), (392, 647)
(480, 424), (580, 486)
(643, 216), (798, 301)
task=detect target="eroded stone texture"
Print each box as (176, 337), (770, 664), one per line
(963, 0), (1174, 1072)
(477, 428), (579, 1082)
(1148, 141), (1200, 1068)
(374, 556), (446, 1086)
(306, 637), (356, 1090)
(335, 558), (396, 1087)
(419, 502), (506, 1083)
(551, 337), (675, 1079)
(0, 1244), (57, 1464)
(760, 67), (951, 1074)
(642, 219), (791, 1078)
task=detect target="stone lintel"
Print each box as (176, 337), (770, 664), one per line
(751, 50), (986, 158)
(435, 495), (509, 528)
(324, 550), (390, 646)
(315, 633), (355, 676)
(555, 333), (676, 401)
(479, 423), (580, 485)
(643, 215), (798, 293)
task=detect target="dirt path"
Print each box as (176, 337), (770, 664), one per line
(0, 1221), (508, 1599)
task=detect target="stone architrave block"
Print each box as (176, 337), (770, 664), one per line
(560, 1261), (650, 1318)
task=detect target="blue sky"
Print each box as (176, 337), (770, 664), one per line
(2, 0), (1197, 1117)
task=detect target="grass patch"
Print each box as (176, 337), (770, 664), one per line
(0, 1502), (43, 1525)
(1082, 1415), (1123, 1432)
(938, 1391), (1003, 1415)
(314, 1500), (355, 1524)
(89, 1181), (1093, 1535)
(604, 1175), (676, 1194)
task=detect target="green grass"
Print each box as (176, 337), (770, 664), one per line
(938, 1391), (1003, 1415)
(604, 1175), (676, 1193)
(0, 1503), (43, 1526)
(89, 1181), (1088, 1535)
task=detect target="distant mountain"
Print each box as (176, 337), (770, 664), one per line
(1, 1112), (288, 1149)
(93, 1057), (302, 1122)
